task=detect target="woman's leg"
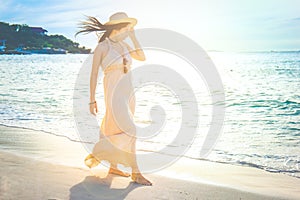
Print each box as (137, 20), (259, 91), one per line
(130, 155), (153, 186)
(129, 137), (152, 186)
(108, 163), (130, 177)
(128, 98), (153, 186)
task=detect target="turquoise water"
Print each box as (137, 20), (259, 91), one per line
(0, 52), (299, 178)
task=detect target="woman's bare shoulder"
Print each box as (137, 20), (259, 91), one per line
(95, 40), (108, 52)
(93, 39), (109, 55)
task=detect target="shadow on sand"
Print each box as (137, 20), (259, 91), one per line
(69, 173), (144, 200)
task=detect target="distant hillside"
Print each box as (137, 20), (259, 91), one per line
(0, 22), (91, 54)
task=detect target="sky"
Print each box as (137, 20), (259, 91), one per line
(1, 0), (300, 52)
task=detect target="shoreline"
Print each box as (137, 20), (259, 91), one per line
(1, 124), (298, 180)
(1, 150), (295, 200)
(1, 125), (300, 199)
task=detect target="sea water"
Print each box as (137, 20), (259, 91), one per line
(0, 51), (299, 178)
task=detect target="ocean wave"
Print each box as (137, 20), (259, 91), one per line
(0, 123), (95, 144)
(136, 148), (300, 179)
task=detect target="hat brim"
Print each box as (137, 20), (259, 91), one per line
(104, 18), (137, 27)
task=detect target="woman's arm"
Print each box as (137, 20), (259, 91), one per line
(122, 27), (145, 61)
(90, 43), (105, 115)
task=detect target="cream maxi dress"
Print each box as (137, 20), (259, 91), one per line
(84, 37), (137, 170)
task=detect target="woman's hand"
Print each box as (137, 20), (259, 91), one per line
(126, 26), (146, 61)
(89, 102), (98, 116)
(128, 26), (135, 38)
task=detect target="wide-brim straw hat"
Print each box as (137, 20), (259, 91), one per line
(104, 12), (137, 27)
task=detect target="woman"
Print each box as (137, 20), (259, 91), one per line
(75, 12), (152, 186)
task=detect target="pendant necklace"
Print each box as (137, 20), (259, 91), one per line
(108, 37), (128, 73)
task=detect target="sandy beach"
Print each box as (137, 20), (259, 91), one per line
(1, 150), (300, 200)
(1, 126), (300, 200)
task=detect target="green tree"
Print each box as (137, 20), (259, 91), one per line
(0, 21), (90, 53)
